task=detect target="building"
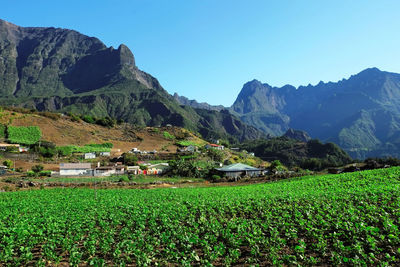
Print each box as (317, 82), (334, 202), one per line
(84, 152), (96, 159)
(59, 163), (92, 176)
(216, 163), (262, 179)
(127, 166), (140, 175)
(147, 163), (170, 175)
(94, 163), (125, 177)
(205, 144), (224, 150)
(19, 146), (29, 153)
(99, 151), (111, 157)
(0, 144), (20, 152)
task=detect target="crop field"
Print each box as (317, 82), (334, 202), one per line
(7, 126), (41, 145)
(0, 168), (400, 266)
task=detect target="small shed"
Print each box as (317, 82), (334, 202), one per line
(60, 163), (92, 176)
(99, 151), (111, 157)
(216, 163), (261, 179)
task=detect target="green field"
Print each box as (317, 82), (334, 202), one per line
(7, 126), (41, 145)
(1, 168), (400, 265)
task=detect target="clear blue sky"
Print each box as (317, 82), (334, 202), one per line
(1, 0), (400, 106)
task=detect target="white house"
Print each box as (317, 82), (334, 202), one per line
(147, 163), (170, 175)
(19, 146), (29, 153)
(59, 163), (92, 176)
(84, 152), (96, 159)
(94, 163), (125, 176)
(205, 144), (224, 150)
(99, 151), (111, 157)
(0, 144), (19, 151)
(127, 166), (140, 175)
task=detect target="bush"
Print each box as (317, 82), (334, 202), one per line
(39, 170), (51, 177)
(57, 146), (73, 156)
(82, 115), (96, 124)
(123, 153), (138, 166)
(211, 175), (221, 182)
(27, 170), (35, 177)
(32, 164), (44, 173)
(119, 176), (130, 182)
(163, 131), (175, 140)
(96, 117), (116, 128)
(2, 159), (12, 168)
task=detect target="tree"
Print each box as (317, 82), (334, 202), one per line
(31, 164), (44, 173)
(122, 153), (138, 166)
(207, 149), (225, 162)
(2, 159), (12, 168)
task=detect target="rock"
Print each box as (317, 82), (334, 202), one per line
(283, 129), (312, 142)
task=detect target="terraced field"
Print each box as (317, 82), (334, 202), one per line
(1, 168), (400, 265)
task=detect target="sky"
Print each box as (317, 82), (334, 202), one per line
(1, 0), (400, 106)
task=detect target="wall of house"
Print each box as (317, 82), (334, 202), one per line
(60, 169), (91, 176)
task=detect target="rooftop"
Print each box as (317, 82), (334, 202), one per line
(216, 163), (261, 172)
(60, 163), (92, 169)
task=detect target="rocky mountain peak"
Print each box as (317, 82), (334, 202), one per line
(118, 44), (135, 67)
(283, 128), (311, 142)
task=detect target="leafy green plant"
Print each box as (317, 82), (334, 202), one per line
(1, 167), (400, 266)
(2, 159), (12, 168)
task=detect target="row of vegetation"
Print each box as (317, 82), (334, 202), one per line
(1, 167), (399, 265)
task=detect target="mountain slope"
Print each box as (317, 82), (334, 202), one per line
(231, 68), (400, 158)
(0, 19), (265, 142)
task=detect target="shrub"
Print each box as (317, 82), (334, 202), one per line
(2, 159), (12, 168)
(57, 146), (73, 156)
(119, 176), (130, 182)
(32, 164), (44, 173)
(27, 170), (35, 177)
(39, 170), (51, 177)
(123, 153), (138, 166)
(82, 115), (96, 124)
(96, 117), (116, 128)
(211, 175), (221, 182)
(163, 131), (175, 140)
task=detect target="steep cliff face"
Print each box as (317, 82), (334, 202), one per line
(231, 68), (400, 158)
(0, 19), (266, 142)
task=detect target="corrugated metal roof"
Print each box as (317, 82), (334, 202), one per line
(216, 163), (260, 172)
(60, 163), (92, 169)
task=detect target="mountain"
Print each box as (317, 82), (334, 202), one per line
(173, 93), (224, 111)
(239, 137), (352, 170)
(231, 68), (400, 158)
(283, 129), (311, 142)
(0, 19), (265, 142)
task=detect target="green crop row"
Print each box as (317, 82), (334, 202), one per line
(1, 167), (400, 265)
(56, 143), (112, 156)
(7, 126), (41, 145)
(176, 140), (198, 147)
